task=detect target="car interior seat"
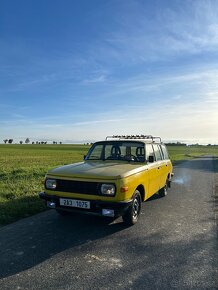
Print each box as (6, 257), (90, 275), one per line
(136, 147), (145, 162)
(109, 145), (121, 159)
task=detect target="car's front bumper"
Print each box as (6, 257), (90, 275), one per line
(39, 192), (132, 217)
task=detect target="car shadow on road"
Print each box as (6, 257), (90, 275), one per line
(0, 191), (170, 280)
(0, 210), (128, 279)
(1, 213), (217, 289)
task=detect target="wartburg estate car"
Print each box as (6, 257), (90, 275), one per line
(39, 135), (173, 225)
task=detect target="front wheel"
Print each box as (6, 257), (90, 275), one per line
(122, 190), (141, 226)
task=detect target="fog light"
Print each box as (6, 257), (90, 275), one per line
(102, 209), (115, 217)
(47, 201), (56, 208)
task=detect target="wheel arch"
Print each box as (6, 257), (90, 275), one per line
(135, 184), (145, 201)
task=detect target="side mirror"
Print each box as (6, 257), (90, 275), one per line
(148, 155), (154, 163)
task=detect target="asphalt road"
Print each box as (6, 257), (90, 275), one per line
(0, 157), (217, 290)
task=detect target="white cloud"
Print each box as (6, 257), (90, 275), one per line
(1, 1), (218, 145)
(1, 66), (217, 144)
(86, 1), (218, 65)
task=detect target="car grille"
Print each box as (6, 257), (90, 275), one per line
(54, 179), (100, 195)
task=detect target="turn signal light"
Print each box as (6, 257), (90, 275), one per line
(120, 186), (129, 193)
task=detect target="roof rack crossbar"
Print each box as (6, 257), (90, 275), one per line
(106, 135), (162, 143)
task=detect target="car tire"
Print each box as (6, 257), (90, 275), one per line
(159, 183), (168, 197)
(122, 190), (141, 226)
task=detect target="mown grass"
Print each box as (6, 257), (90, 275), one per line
(167, 145), (218, 163)
(0, 144), (89, 225)
(0, 144), (217, 225)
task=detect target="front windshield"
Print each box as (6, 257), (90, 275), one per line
(85, 142), (145, 162)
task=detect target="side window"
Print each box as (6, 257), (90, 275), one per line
(160, 145), (169, 160)
(153, 144), (162, 161)
(158, 145), (164, 159)
(145, 144), (154, 160)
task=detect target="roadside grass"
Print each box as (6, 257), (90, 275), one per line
(167, 145), (218, 163)
(0, 144), (217, 225)
(0, 144), (89, 225)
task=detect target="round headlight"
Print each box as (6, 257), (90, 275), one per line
(46, 179), (57, 189)
(100, 184), (116, 196)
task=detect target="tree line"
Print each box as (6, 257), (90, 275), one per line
(3, 138), (62, 145)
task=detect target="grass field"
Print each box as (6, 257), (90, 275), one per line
(0, 144), (217, 225)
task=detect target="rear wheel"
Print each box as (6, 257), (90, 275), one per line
(122, 190), (141, 226)
(159, 183), (168, 197)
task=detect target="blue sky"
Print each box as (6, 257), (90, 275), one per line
(0, 0), (218, 144)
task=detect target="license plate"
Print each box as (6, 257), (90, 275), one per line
(60, 198), (90, 209)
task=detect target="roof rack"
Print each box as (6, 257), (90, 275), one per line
(106, 135), (162, 143)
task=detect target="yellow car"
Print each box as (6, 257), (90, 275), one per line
(39, 135), (173, 225)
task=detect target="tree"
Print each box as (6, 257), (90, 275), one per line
(25, 138), (30, 144)
(8, 139), (13, 144)
(20, 141), (23, 144)
(3, 139), (8, 144)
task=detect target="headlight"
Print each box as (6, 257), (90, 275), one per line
(100, 184), (116, 196)
(45, 179), (57, 189)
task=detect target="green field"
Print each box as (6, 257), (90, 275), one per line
(0, 144), (217, 225)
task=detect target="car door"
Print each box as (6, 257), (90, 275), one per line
(160, 144), (171, 184)
(146, 144), (160, 197)
(152, 144), (165, 190)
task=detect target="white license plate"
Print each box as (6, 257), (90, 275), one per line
(60, 198), (90, 209)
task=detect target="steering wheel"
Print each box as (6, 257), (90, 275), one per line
(124, 155), (137, 161)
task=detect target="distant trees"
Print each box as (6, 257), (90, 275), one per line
(3, 139), (13, 144)
(25, 138), (30, 144)
(3, 138), (63, 144)
(165, 142), (187, 146)
(34, 141), (47, 144)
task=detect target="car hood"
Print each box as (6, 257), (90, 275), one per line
(47, 161), (147, 180)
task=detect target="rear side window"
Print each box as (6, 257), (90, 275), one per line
(160, 145), (169, 160)
(153, 144), (162, 161)
(145, 144), (154, 160)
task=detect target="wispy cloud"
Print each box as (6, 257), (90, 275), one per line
(1, 1), (218, 144)
(83, 74), (107, 84)
(86, 1), (218, 65)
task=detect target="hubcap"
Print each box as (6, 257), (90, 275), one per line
(164, 185), (167, 195)
(132, 198), (139, 219)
